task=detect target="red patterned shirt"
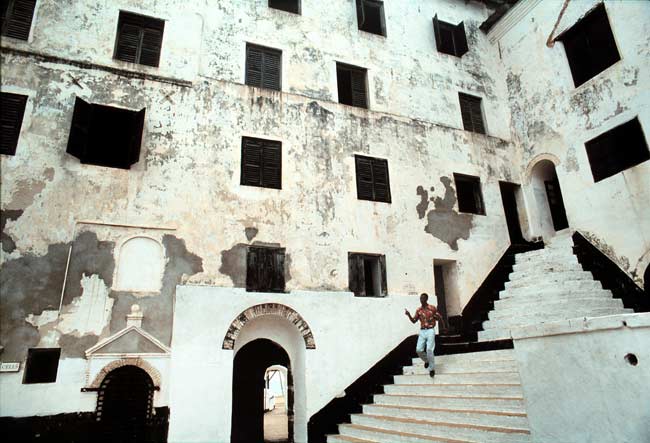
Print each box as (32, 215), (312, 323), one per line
(415, 304), (438, 329)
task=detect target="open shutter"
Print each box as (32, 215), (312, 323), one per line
(271, 249), (286, 292)
(454, 21), (468, 56)
(473, 184), (484, 215)
(66, 97), (93, 162)
(0, 92), (27, 155)
(246, 248), (259, 291)
(371, 158), (391, 203)
(470, 98), (485, 134)
(348, 253), (365, 296)
(246, 45), (263, 88)
(261, 50), (281, 91)
(350, 70), (367, 108)
(379, 2), (387, 37)
(432, 15), (442, 52)
(356, 0), (365, 29)
(2, 0), (36, 40)
(241, 137), (263, 186)
(459, 94), (472, 131)
(355, 156), (374, 201)
(127, 107), (145, 167)
(115, 23), (141, 63)
(379, 255), (387, 296)
(261, 140), (282, 189)
(139, 27), (163, 67)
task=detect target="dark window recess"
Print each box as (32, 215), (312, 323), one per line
(454, 173), (485, 215)
(23, 348), (60, 384)
(585, 118), (649, 182)
(114, 11), (165, 67)
(246, 247), (286, 293)
(356, 0), (386, 37)
(558, 4), (620, 87)
(240, 136), (282, 189)
(355, 155), (391, 203)
(66, 97), (145, 170)
(1, 0), (36, 40)
(459, 93), (486, 134)
(336, 63), (368, 109)
(348, 253), (387, 297)
(433, 15), (468, 57)
(0, 92), (28, 156)
(246, 44), (282, 91)
(268, 0), (300, 15)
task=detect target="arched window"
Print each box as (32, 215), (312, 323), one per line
(115, 237), (164, 292)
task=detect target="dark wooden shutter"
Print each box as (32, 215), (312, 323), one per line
(454, 22), (468, 56)
(432, 15), (442, 52)
(459, 94), (485, 134)
(2, 0), (36, 40)
(66, 97), (93, 161)
(372, 158), (391, 203)
(470, 98), (485, 134)
(262, 50), (281, 91)
(139, 27), (163, 67)
(271, 249), (285, 292)
(379, 254), (387, 296)
(246, 247), (260, 291)
(350, 69), (367, 108)
(348, 253), (365, 296)
(459, 94), (472, 131)
(115, 23), (141, 64)
(0, 92), (27, 156)
(127, 107), (145, 167)
(379, 2), (386, 37)
(355, 156), (374, 201)
(241, 137), (263, 186)
(246, 45), (263, 87)
(246, 45), (281, 91)
(356, 0), (365, 29)
(261, 140), (282, 189)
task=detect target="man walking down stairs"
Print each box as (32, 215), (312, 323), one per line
(327, 349), (532, 443)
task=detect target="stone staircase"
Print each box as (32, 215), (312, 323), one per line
(479, 232), (632, 342)
(327, 349), (532, 443)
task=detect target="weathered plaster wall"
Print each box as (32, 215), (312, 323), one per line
(496, 0), (650, 284)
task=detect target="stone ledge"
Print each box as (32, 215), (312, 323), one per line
(511, 313), (650, 340)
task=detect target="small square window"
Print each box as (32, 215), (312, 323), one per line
(114, 11), (165, 67)
(246, 246), (286, 292)
(245, 44), (282, 91)
(433, 15), (468, 57)
(585, 118), (649, 182)
(66, 97), (145, 170)
(23, 348), (60, 384)
(355, 155), (391, 203)
(1, 0), (36, 41)
(269, 0), (300, 15)
(241, 137), (282, 189)
(348, 253), (387, 297)
(336, 63), (368, 109)
(458, 93), (486, 134)
(356, 0), (386, 37)
(1, 92), (28, 156)
(454, 173), (485, 215)
(557, 4), (620, 87)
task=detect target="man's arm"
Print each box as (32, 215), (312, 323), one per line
(434, 311), (447, 331)
(405, 309), (418, 324)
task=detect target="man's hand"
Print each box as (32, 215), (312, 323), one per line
(404, 309), (410, 317)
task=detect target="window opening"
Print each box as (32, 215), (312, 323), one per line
(354, 155), (391, 203)
(268, 0), (300, 15)
(336, 63), (368, 109)
(454, 173), (485, 215)
(246, 246), (286, 293)
(348, 252), (387, 297)
(356, 0), (386, 37)
(0, 92), (28, 156)
(241, 136), (282, 189)
(459, 93), (486, 134)
(433, 15), (468, 57)
(23, 348), (60, 384)
(246, 44), (282, 91)
(114, 11), (165, 67)
(1, 0), (36, 40)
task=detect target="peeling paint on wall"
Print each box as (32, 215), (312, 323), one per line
(423, 177), (473, 251)
(1, 209), (23, 254)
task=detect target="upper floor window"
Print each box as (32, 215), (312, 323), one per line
(247, 246), (286, 293)
(245, 44), (282, 91)
(114, 11), (165, 67)
(459, 93), (485, 134)
(356, 0), (386, 37)
(241, 136), (282, 189)
(454, 173), (485, 215)
(23, 348), (60, 384)
(1, 92), (28, 156)
(1, 0), (36, 41)
(269, 0), (300, 15)
(355, 155), (391, 203)
(336, 63), (368, 109)
(585, 117), (649, 183)
(557, 3), (620, 87)
(433, 15), (468, 57)
(348, 252), (387, 297)
(66, 97), (145, 170)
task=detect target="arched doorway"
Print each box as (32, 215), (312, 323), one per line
(529, 159), (569, 239)
(231, 339), (294, 443)
(96, 365), (154, 442)
(644, 264), (649, 297)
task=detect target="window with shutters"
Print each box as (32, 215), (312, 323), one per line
(114, 11), (165, 67)
(348, 253), (387, 297)
(246, 246), (286, 293)
(246, 44), (282, 91)
(458, 93), (485, 134)
(585, 118), (649, 183)
(0, 92), (28, 156)
(354, 155), (391, 203)
(269, 0), (300, 15)
(356, 0), (386, 37)
(66, 97), (145, 170)
(336, 63), (368, 109)
(1, 0), (36, 41)
(557, 4), (620, 87)
(432, 15), (468, 57)
(240, 136), (282, 189)
(23, 348), (60, 384)
(454, 173), (485, 215)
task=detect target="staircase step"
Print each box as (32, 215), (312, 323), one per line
(411, 349), (514, 366)
(494, 293), (618, 308)
(504, 270), (594, 288)
(394, 372), (521, 385)
(351, 414), (532, 443)
(488, 298), (624, 320)
(405, 359), (518, 374)
(374, 394), (526, 414)
(515, 250), (575, 263)
(482, 307), (630, 330)
(337, 423), (472, 443)
(384, 383), (523, 398)
(501, 279), (603, 296)
(499, 287), (613, 301)
(512, 260), (582, 273)
(362, 404), (529, 429)
(327, 434), (379, 443)
(478, 329), (512, 341)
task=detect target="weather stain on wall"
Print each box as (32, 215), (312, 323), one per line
(423, 177), (473, 251)
(416, 186), (429, 219)
(1, 209), (23, 253)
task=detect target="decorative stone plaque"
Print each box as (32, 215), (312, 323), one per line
(0, 362), (20, 372)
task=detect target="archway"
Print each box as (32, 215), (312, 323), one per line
(529, 159), (569, 239)
(231, 339), (294, 443)
(96, 365), (154, 443)
(644, 264), (649, 297)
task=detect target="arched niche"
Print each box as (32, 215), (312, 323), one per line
(115, 236), (164, 292)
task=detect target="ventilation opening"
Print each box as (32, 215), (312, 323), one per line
(624, 353), (638, 366)
(23, 348), (60, 384)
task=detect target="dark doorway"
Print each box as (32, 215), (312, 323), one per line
(499, 182), (525, 244)
(232, 339), (294, 443)
(433, 265), (448, 324)
(544, 174), (569, 231)
(644, 264), (649, 298)
(96, 365), (154, 443)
